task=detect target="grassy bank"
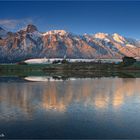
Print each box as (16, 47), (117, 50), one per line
(1, 62), (140, 72)
(0, 62), (140, 78)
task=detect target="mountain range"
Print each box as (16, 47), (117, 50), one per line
(0, 24), (140, 63)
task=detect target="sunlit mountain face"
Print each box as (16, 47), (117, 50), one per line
(0, 24), (140, 63)
(0, 78), (139, 121)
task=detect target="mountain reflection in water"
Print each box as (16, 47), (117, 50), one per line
(0, 77), (140, 121)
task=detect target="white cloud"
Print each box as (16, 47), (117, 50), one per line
(0, 18), (33, 30)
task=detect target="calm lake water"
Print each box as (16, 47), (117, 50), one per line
(0, 76), (140, 139)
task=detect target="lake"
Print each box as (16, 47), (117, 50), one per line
(0, 76), (140, 139)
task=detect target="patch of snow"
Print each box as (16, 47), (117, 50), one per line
(94, 33), (108, 39)
(112, 33), (126, 44)
(28, 31), (42, 41)
(126, 44), (136, 48)
(43, 30), (67, 36)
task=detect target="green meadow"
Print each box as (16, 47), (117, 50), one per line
(0, 61), (140, 78)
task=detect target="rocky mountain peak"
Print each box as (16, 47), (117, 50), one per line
(26, 24), (38, 33)
(0, 24), (139, 63)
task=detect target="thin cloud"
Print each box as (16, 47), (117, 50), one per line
(0, 18), (33, 31)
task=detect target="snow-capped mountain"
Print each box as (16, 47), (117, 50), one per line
(0, 24), (140, 63)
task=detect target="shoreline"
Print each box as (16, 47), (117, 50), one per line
(0, 62), (140, 78)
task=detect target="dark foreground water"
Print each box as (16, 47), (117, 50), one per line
(0, 76), (140, 139)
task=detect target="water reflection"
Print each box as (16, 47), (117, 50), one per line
(24, 76), (64, 82)
(0, 77), (140, 122)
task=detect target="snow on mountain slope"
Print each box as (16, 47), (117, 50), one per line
(43, 30), (67, 36)
(112, 33), (126, 44)
(94, 32), (109, 39)
(0, 24), (140, 63)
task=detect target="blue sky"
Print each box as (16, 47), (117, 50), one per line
(0, 1), (140, 38)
